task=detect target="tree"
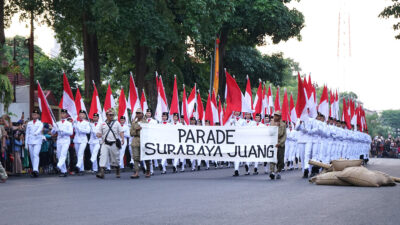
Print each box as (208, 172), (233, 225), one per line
(216, 0), (304, 99)
(380, 1), (400, 39)
(380, 110), (400, 132)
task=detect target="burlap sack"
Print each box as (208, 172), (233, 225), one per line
(337, 167), (395, 187)
(310, 171), (351, 186)
(332, 159), (363, 171)
(371, 170), (396, 186)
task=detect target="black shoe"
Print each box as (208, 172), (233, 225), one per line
(253, 168), (258, 175)
(197, 166), (200, 171)
(159, 165), (163, 171)
(233, 170), (239, 177)
(59, 172), (68, 177)
(269, 173), (275, 180)
(282, 168), (286, 172)
(289, 168), (294, 171)
(245, 164), (249, 172)
(303, 169), (309, 178)
(206, 167), (209, 170)
(245, 172), (250, 175)
(276, 174), (281, 179)
(173, 167), (177, 173)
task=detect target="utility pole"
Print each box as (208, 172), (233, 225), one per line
(29, 10), (34, 115)
(13, 37), (16, 102)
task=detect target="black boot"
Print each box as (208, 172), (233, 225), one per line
(269, 173), (275, 180)
(253, 168), (258, 175)
(233, 170), (239, 177)
(303, 169), (309, 178)
(96, 167), (105, 179)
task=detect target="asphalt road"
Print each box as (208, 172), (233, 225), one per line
(1, 158), (399, 225)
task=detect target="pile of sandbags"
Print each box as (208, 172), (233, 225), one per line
(309, 159), (399, 187)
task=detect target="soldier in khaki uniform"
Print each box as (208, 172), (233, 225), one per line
(269, 111), (287, 180)
(0, 125), (7, 182)
(96, 108), (124, 179)
(130, 108), (150, 178)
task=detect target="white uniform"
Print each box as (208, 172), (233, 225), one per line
(233, 117), (246, 173)
(252, 121), (265, 172)
(73, 120), (91, 172)
(52, 120), (73, 173)
(89, 122), (101, 172)
(119, 123), (130, 169)
(145, 117), (159, 173)
(160, 120), (170, 173)
(170, 121), (183, 171)
(25, 119), (44, 173)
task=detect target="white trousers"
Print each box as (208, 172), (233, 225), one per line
(28, 144), (41, 172)
(119, 141), (128, 168)
(90, 143), (100, 172)
(75, 142), (87, 172)
(57, 142), (70, 173)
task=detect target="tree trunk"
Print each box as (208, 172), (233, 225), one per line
(0, 0), (5, 47)
(218, 28), (229, 102)
(134, 42), (148, 105)
(82, 11), (100, 104)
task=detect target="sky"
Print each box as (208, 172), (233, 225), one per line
(5, 0), (400, 111)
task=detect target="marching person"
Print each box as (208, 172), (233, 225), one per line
(73, 110), (91, 175)
(25, 109), (44, 177)
(144, 109), (159, 174)
(189, 117), (198, 171)
(170, 113), (183, 172)
(96, 108), (124, 179)
(160, 112), (169, 174)
(130, 108), (150, 178)
(89, 113), (101, 173)
(252, 113), (265, 175)
(243, 112), (255, 175)
(0, 123), (8, 182)
(119, 116), (130, 170)
(269, 111), (286, 180)
(233, 111), (245, 176)
(52, 109), (73, 177)
(263, 115), (272, 174)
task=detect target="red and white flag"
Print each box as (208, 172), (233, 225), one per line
(128, 73), (141, 117)
(187, 84), (197, 118)
(274, 86), (281, 112)
(296, 73), (308, 121)
(58, 73), (77, 120)
(205, 92), (214, 125)
(262, 83), (267, 118)
(140, 89), (148, 114)
(118, 87), (129, 125)
(342, 98), (351, 129)
(74, 87), (86, 121)
(169, 75), (180, 116)
(211, 91), (219, 124)
(37, 81), (55, 125)
(196, 90), (204, 122)
(102, 83), (115, 119)
(154, 74), (169, 122)
(244, 75), (253, 111)
(253, 79), (263, 117)
(318, 85), (329, 120)
(89, 82), (103, 122)
(281, 88), (289, 122)
(289, 93), (297, 123)
(222, 70), (252, 125)
(329, 89), (334, 118)
(334, 90), (340, 120)
(181, 85), (189, 125)
(267, 84), (274, 115)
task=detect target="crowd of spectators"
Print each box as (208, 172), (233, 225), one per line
(370, 135), (400, 158)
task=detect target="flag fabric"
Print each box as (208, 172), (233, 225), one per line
(213, 38), (220, 95)
(59, 73), (77, 120)
(103, 83), (115, 119)
(37, 82), (55, 125)
(262, 83), (267, 118)
(318, 85), (329, 120)
(118, 88), (129, 124)
(205, 92), (214, 125)
(140, 89), (148, 115)
(74, 88), (86, 121)
(211, 91), (219, 124)
(289, 93), (297, 123)
(181, 85), (189, 125)
(89, 82), (103, 122)
(187, 84), (197, 118)
(128, 73), (141, 117)
(253, 80), (263, 117)
(154, 75), (169, 122)
(329, 90), (334, 118)
(281, 88), (289, 122)
(169, 75), (180, 116)
(335, 91), (340, 120)
(267, 84), (274, 115)
(296, 73), (307, 120)
(274, 86), (281, 112)
(342, 98), (351, 129)
(196, 90), (204, 122)
(222, 70), (252, 125)
(244, 76), (253, 111)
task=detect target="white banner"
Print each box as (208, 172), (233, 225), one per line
(140, 124), (278, 162)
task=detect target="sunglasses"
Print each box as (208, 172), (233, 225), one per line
(136, 112), (142, 114)
(106, 114), (114, 116)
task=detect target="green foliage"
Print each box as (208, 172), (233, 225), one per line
(366, 113), (394, 139)
(380, 110), (400, 131)
(380, 1), (400, 39)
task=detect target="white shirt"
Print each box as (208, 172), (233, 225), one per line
(89, 122), (101, 144)
(25, 119), (44, 147)
(51, 120), (73, 144)
(146, 118), (158, 125)
(73, 120), (91, 143)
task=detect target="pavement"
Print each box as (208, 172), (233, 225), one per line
(1, 158), (399, 225)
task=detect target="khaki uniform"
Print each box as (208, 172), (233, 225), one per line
(0, 126), (8, 180)
(130, 118), (149, 173)
(270, 121), (287, 173)
(97, 120), (123, 167)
